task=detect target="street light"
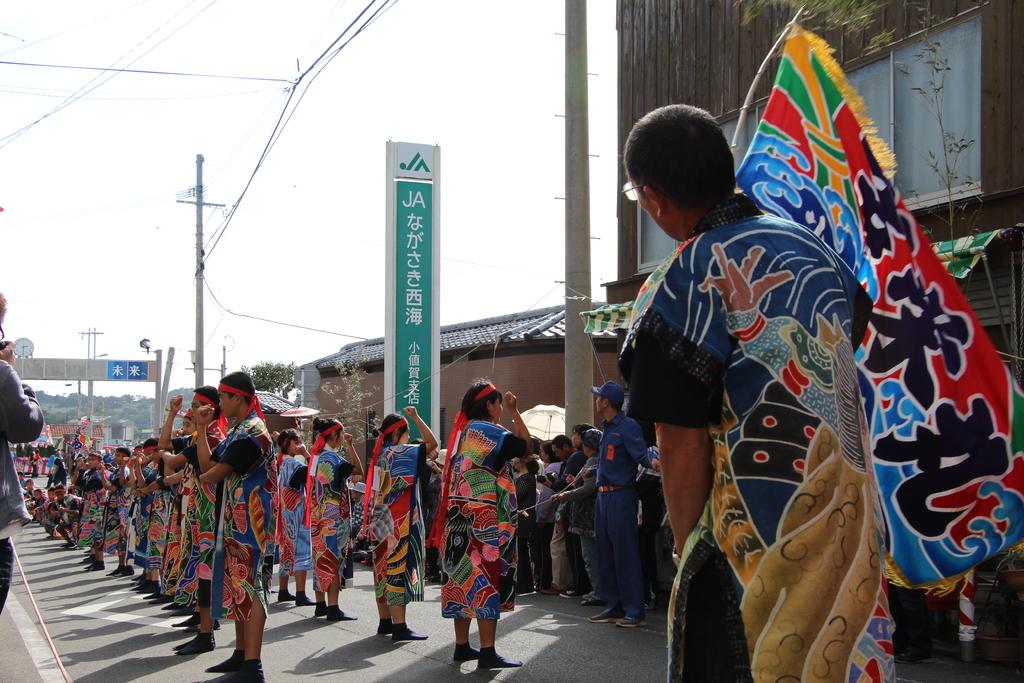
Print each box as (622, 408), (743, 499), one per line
(140, 338), (151, 353)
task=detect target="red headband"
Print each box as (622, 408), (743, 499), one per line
(194, 393), (216, 406)
(475, 384), (498, 401)
(218, 382), (265, 421)
(363, 417), (410, 526)
(143, 446), (158, 454)
(310, 422), (343, 457)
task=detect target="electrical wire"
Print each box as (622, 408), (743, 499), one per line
(204, 279), (369, 340)
(0, 0), (155, 58)
(0, 0), (221, 150)
(0, 84), (281, 102)
(0, 59), (292, 83)
(201, 0), (399, 263)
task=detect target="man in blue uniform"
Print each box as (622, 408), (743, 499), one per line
(587, 381), (658, 628)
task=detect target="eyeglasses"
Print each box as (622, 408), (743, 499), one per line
(622, 181), (644, 202)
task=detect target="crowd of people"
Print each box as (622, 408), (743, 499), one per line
(10, 366), (667, 682)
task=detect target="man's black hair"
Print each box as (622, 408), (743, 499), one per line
(552, 434), (572, 449)
(623, 104), (736, 209)
(571, 424), (594, 437)
(142, 437), (159, 449)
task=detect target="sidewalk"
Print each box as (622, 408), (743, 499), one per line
(0, 586), (53, 683)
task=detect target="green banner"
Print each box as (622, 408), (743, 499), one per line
(393, 179), (433, 438)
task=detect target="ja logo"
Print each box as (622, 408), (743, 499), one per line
(400, 152), (431, 173)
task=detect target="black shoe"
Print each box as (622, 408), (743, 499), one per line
(377, 618), (393, 635)
(392, 623), (428, 642)
(313, 602), (327, 617)
(174, 635), (199, 652)
(477, 647), (522, 669)
(454, 643), (480, 662)
(173, 614), (200, 628)
(81, 556), (95, 565)
(107, 566), (126, 577)
(220, 659), (265, 682)
(133, 580), (155, 593)
(276, 589), (295, 603)
(206, 649), (245, 674)
(293, 592), (315, 607)
(324, 605), (358, 621)
(86, 561), (105, 571)
(175, 633), (215, 656)
(148, 593), (173, 604)
(162, 601), (188, 612)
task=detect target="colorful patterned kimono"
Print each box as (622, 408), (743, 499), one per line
(308, 448), (355, 593)
(439, 420), (518, 620)
(147, 488), (172, 572)
(77, 469), (107, 548)
(213, 412), (277, 622)
(161, 472), (187, 594)
(133, 463), (157, 568)
(100, 468), (124, 555)
(115, 472), (133, 555)
(174, 427), (225, 606)
(278, 455), (312, 576)
(370, 443), (426, 606)
(620, 196), (892, 682)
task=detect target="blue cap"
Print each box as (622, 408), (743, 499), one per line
(590, 381), (625, 408)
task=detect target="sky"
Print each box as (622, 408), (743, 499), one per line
(0, 0), (620, 399)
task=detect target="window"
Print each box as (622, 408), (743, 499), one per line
(847, 16), (981, 207)
(637, 207), (676, 272)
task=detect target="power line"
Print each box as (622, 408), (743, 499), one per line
(201, 0), (399, 263)
(0, 59), (292, 84)
(0, 84), (282, 102)
(204, 280), (369, 340)
(0, 0), (221, 149)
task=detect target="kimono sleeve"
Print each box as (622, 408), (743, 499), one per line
(621, 238), (731, 428)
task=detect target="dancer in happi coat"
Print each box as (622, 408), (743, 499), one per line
(78, 452), (108, 571)
(106, 447), (135, 577)
(275, 429), (313, 606)
(365, 406), (437, 641)
(159, 411), (193, 603)
(431, 381), (531, 669)
(98, 454), (122, 562)
(303, 417), (362, 622)
(162, 388), (227, 656)
(132, 439), (165, 595)
(129, 440), (160, 591)
(200, 371), (277, 682)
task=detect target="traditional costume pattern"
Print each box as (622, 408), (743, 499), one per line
(77, 468), (107, 548)
(439, 420), (518, 620)
(173, 426), (225, 605)
(214, 411), (276, 622)
(623, 194), (892, 682)
(133, 462), (157, 567)
(148, 489), (172, 571)
(736, 26), (1024, 590)
(100, 468), (122, 555)
(278, 455), (312, 576)
(369, 443), (426, 605)
(308, 448), (355, 592)
(161, 467), (189, 595)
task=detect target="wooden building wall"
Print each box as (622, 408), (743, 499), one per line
(611, 0), (1024, 303)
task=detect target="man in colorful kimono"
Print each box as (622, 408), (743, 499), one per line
(619, 104), (892, 682)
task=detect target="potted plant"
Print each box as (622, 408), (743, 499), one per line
(976, 553), (1024, 663)
(998, 550), (1024, 597)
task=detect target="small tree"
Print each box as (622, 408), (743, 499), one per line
(241, 361), (298, 398)
(317, 356), (373, 448)
(743, 0), (885, 30)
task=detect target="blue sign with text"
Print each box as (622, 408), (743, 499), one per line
(106, 360), (149, 381)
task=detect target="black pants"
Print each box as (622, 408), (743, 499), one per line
(517, 527), (536, 592)
(0, 537), (13, 616)
(888, 583), (932, 655)
(638, 482), (665, 601)
(565, 530), (591, 595)
(535, 523), (554, 589)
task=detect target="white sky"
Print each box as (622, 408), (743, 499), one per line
(0, 0), (620, 398)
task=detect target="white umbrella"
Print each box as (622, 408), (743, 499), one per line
(280, 406), (320, 418)
(520, 405), (566, 440)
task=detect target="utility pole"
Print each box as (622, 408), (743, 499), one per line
(176, 154), (225, 389)
(80, 328), (103, 426)
(221, 344), (227, 378)
(564, 0), (593, 430)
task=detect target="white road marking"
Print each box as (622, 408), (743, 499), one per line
(61, 590), (180, 629)
(8, 590), (65, 683)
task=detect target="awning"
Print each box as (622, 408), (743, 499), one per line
(932, 230), (999, 279)
(580, 301), (634, 334)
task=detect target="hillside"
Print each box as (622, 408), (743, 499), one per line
(34, 388), (196, 430)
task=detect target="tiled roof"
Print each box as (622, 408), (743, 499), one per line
(312, 304), (614, 370)
(256, 391), (295, 415)
(48, 424), (106, 437)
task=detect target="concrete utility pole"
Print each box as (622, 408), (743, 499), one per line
(176, 154), (224, 388)
(564, 0), (594, 431)
(80, 328), (103, 425)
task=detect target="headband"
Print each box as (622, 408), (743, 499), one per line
(194, 393), (216, 406)
(310, 422), (343, 457)
(475, 384), (498, 401)
(218, 382), (265, 421)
